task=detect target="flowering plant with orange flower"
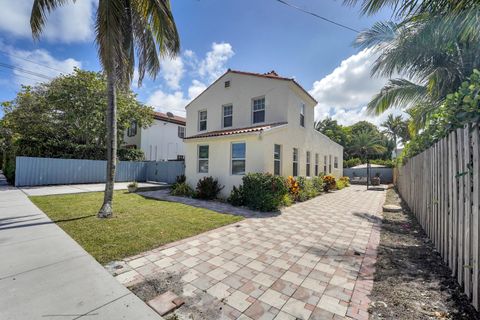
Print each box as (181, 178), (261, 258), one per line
(323, 175), (337, 192)
(287, 176), (299, 199)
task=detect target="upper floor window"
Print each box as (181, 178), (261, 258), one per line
(293, 148), (299, 176)
(231, 142), (246, 175)
(178, 126), (185, 138)
(225, 80), (231, 88)
(127, 121), (137, 137)
(300, 103), (305, 127)
(252, 97), (265, 124)
(223, 105), (233, 128)
(315, 153), (319, 176)
(198, 145), (209, 173)
(274, 144), (281, 175)
(334, 156), (339, 169)
(198, 110), (207, 131)
(306, 151), (311, 177)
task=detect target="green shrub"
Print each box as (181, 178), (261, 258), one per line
(227, 185), (245, 206)
(311, 176), (324, 193)
(242, 173), (288, 211)
(339, 176), (350, 187)
(171, 182), (194, 197)
(195, 176), (223, 200)
(280, 193), (294, 207)
(3, 156), (15, 184)
(336, 180), (347, 190)
(296, 177), (317, 202)
(323, 175), (337, 192)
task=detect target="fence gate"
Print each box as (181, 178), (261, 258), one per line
(146, 161), (185, 184)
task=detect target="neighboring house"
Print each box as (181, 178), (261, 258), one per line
(184, 69), (343, 196)
(123, 111), (186, 161)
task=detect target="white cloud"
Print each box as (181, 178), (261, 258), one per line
(8, 48), (81, 85)
(160, 56), (184, 90)
(188, 80), (207, 100)
(146, 79), (207, 116)
(146, 90), (188, 116)
(145, 42), (234, 116)
(198, 42), (234, 81)
(309, 49), (397, 126)
(0, 0), (96, 43)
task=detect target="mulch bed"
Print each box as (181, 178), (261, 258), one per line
(368, 188), (479, 319)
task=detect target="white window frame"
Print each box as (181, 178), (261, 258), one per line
(293, 148), (299, 177)
(300, 103), (305, 127)
(127, 121), (137, 137)
(177, 126), (185, 138)
(306, 151), (311, 177)
(252, 96), (266, 124)
(198, 110), (207, 132)
(198, 145), (209, 173)
(231, 142), (246, 175)
(274, 144), (282, 175)
(329, 155), (332, 173)
(222, 104), (233, 128)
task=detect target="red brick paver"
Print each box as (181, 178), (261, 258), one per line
(112, 185), (385, 319)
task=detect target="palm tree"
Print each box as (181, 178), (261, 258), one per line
(345, 1), (480, 126)
(349, 130), (387, 160)
(356, 16), (480, 120)
(30, 1), (180, 218)
(381, 114), (403, 147)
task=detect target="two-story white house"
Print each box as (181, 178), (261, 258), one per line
(123, 111), (186, 161)
(184, 70), (343, 196)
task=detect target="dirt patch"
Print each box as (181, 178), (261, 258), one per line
(129, 271), (225, 320)
(369, 188), (479, 319)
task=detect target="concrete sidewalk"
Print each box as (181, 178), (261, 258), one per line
(0, 173), (162, 320)
(20, 181), (168, 196)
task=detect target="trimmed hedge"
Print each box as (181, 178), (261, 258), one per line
(240, 173), (288, 212)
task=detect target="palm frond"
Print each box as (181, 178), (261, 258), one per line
(30, 0), (72, 39)
(355, 21), (398, 50)
(367, 78), (427, 115)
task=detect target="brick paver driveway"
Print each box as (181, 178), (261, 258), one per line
(115, 186), (385, 320)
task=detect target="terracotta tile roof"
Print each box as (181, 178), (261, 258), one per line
(184, 122), (288, 140)
(154, 112), (186, 125)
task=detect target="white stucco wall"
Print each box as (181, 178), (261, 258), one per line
(184, 71), (343, 197)
(185, 73), (297, 135)
(123, 119), (185, 161)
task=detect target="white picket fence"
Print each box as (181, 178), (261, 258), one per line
(397, 123), (480, 310)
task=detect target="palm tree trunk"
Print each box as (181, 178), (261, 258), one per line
(98, 72), (117, 218)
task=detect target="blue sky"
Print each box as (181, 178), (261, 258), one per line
(0, 0), (398, 125)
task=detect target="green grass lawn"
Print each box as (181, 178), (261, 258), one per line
(30, 191), (243, 264)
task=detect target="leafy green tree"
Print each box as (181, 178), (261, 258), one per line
(1, 69), (154, 181)
(30, 0), (180, 217)
(314, 117), (350, 146)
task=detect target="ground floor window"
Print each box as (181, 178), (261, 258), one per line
(329, 155), (332, 173)
(306, 151), (311, 176)
(324, 155), (327, 173)
(293, 148), (299, 176)
(231, 142), (246, 175)
(274, 144), (281, 175)
(334, 156), (338, 169)
(198, 145), (209, 173)
(315, 153), (319, 176)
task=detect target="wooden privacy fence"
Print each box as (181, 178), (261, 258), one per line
(397, 123), (480, 310)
